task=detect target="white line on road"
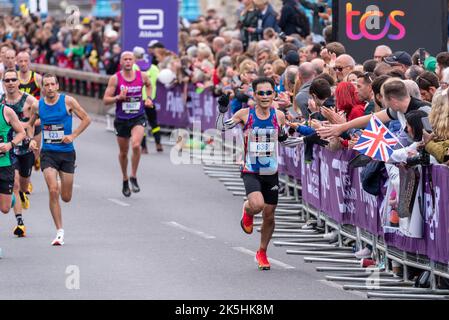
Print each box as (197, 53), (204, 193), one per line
(163, 221), (216, 239)
(73, 184), (81, 189)
(232, 247), (295, 269)
(107, 198), (130, 207)
(317, 280), (366, 298)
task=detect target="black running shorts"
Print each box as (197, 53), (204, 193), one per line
(114, 115), (147, 138)
(0, 165), (14, 195)
(41, 151), (76, 174)
(14, 152), (35, 178)
(241, 172), (279, 205)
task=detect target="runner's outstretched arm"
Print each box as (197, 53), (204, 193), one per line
(275, 109), (304, 148)
(216, 93), (242, 131)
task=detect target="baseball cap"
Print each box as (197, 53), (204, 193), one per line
(284, 50), (300, 66)
(424, 56), (437, 73)
(133, 46), (145, 56)
(384, 51), (412, 66)
(147, 40), (165, 49)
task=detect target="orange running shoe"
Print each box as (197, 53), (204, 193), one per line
(240, 204), (253, 234)
(255, 249), (270, 270)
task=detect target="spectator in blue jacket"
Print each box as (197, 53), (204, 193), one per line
(254, 0), (280, 41)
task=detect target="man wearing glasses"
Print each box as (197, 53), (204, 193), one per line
(216, 77), (301, 271)
(333, 54), (355, 82)
(1, 69), (38, 237)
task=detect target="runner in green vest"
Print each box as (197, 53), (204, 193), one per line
(0, 97), (26, 215)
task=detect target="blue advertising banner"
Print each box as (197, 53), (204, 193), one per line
(121, 0), (179, 53)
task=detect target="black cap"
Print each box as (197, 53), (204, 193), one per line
(147, 40), (165, 49)
(284, 50), (300, 66)
(384, 51), (412, 66)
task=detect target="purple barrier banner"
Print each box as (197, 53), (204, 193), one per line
(154, 84), (219, 130)
(278, 145), (302, 181)
(300, 145), (321, 210)
(425, 165), (449, 263)
(154, 84), (190, 128)
(121, 0), (179, 54)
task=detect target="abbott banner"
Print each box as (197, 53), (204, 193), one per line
(121, 0), (179, 53)
(333, 0), (448, 62)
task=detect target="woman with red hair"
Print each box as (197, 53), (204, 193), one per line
(335, 81), (366, 121)
(334, 82), (366, 149)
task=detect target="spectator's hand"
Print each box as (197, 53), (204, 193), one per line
(288, 122), (299, 130)
(308, 98), (319, 113)
(422, 130), (435, 145)
(348, 134), (360, 150)
(316, 123), (345, 139)
(247, 27), (256, 33)
(310, 119), (322, 130)
(321, 106), (346, 124)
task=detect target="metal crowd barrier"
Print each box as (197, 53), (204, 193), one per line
(31, 63), (109, 99)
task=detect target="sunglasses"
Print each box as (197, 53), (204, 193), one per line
(333, 66), (348, 72)
(256, 90), (274, 96)
(3, 78), (18, 83)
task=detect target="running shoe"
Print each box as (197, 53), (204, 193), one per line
(255, 250), (271, 270)
(240, 203), (253, 234)
(130, 177), (140, 193)
(122, 180), (131, 197)
(19, 191), (30, 210)
(156, 143), (164, 152)
(13, 224), (26, 238)
(355, 247), (372, 259)
(11, 194), (16, 208)
(51, 229), (64, 246)
(28, 182), (33, 194)
(141, 147), (149, 154)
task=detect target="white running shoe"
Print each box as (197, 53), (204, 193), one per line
(51, 229), (65, 246)
(355, 247), (372, 259)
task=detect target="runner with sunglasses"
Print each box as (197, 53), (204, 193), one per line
(1, 69), (38, 237)
(216, 77), (302, 271)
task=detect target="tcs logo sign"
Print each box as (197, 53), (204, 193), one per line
(345, 3), (406, 41)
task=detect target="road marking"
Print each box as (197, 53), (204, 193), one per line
(232, 247), (295, 270)
(107, 198), (130, 207)
(317, 280), (366, 298)
(163, 221), (216, 239)
(73, 184), (81, 189)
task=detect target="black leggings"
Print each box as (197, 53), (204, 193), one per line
(141, 107), (161, 147)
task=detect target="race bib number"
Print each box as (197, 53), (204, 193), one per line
(43, 124), (65, 144)
(122, 101), (141, 114)
(249, 142), (275, 157)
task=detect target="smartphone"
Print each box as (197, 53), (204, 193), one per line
(419, 48), (426, 66)
(421, 116), (433, 133)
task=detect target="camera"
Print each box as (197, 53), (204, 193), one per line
(278, 32), (287, 42)
(406, 149), (431, 167)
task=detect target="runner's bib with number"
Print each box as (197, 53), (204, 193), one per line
(249, 141), (275, 157)
(122, 98), (142, 114)
(43, 124), (65, 144)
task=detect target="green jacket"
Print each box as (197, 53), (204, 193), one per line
(425, 139), (449, 164)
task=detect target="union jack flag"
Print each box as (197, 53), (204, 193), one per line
(353, 115), (399, 162)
